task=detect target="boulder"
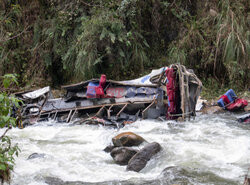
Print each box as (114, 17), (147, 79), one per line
(201, 105), (225, 114)
(112, 132), (145, 147)
(27, 153), (46, 160)
(126, 142), (161, 172)
(103, 145), (116, 153)
(110, 147), (138, 165)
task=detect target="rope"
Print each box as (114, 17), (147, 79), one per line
(168, 111), (194, 117)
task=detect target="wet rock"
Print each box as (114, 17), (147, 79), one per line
(160, 166), (239, 185)
(201, 105), (225, 114)
(112, 132), (145, 147)
(127, 142), (161, 172)
(103, 145), (116, 153)
(44, 176), (64, 185)
(27, 153), (46, 160)
(110, 147), (138, 165)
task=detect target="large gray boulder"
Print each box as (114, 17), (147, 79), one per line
(110, 147), (138, 165)
(126, 142), (161, 172)
(112, 132), (145, 147)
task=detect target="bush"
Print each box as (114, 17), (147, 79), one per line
(0, 74), (21, 184)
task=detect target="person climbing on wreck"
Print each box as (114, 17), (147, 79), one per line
(87, 74), (106, 99)
(96, 74), (106, 98)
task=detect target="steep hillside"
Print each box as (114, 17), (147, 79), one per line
(0, 0), (249, 90)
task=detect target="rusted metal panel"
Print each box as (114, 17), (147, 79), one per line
(42, 96), (156, 113)
(116, 104), (128, 118)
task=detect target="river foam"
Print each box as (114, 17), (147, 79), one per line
(2, 113), (250, 185)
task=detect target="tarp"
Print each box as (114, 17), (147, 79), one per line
(64, 86), (161, 101)
(120, 67), (167, 86)
(62, 67), (168, 91)
(22, 86), (50, 100)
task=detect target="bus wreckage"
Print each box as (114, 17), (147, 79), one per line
(15, 64), (202, 128)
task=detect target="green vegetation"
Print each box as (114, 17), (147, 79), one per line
(0, 1), (248, 182)
(0, 74), (20, 184)
(0, 0), (249, 92)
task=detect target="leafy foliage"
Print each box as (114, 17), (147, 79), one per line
(0, 0), (249, 89)
(0, 74), (21, 184)
(214, 0), (249, 86)
(166, 0), (249, 88)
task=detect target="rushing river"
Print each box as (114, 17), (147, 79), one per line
(2, 112), (250, 185)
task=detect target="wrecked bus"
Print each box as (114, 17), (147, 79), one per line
(15, 64), (202, 127)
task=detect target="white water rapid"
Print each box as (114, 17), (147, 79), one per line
(2, 113), (250, 185)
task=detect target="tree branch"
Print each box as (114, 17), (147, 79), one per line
(0, 127), (11, 140)
(0, 26), (29, 43)
(80, 0), (103, 7)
